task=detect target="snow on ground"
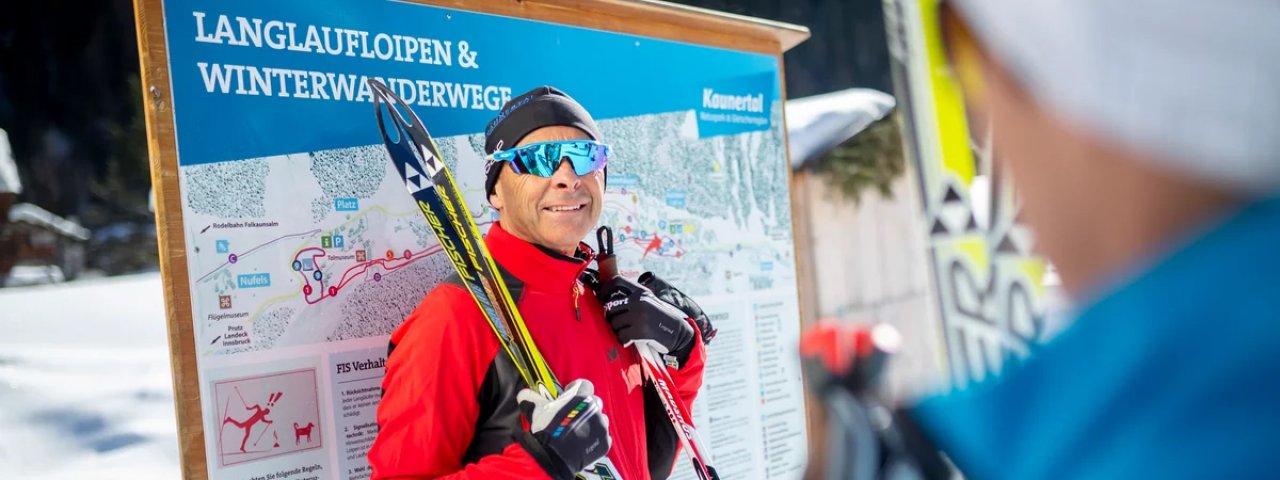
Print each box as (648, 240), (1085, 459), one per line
(0, 272), (181, 479)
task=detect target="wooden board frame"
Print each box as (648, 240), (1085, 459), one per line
(133, 1), (808, 477)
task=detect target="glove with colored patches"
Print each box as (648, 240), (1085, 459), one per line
(516, 379), (612, 480)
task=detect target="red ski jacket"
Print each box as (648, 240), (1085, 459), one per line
(369, 222), (707, 480)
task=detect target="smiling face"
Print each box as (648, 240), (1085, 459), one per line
(488, 125), (604, 255)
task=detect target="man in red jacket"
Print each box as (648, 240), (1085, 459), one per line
(369, 86), (714, 480)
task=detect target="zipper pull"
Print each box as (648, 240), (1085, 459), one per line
(573, 282), (582, 322)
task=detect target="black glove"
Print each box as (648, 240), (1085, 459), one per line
(602, 276), (697, 366)
(580, 267), (603, 298)
(638, 272), (717, 345)
(516, 379), (612, 480)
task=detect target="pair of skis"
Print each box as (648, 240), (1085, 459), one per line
(368, 79), (718, 480)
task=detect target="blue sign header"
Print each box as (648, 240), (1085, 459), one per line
(163, 0), (781, 165)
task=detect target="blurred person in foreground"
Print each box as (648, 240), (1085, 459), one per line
(803, 1), (1280, 478)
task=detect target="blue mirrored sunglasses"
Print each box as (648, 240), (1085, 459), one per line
(489, 140), (610, 177)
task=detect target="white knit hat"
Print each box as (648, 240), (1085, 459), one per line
(949, 0), (1280, 195)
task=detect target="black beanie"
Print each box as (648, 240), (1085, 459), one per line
(483, 86), (602, 198)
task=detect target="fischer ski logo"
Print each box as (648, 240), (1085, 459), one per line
(419, 200), (476, 283)
(420, 144), (443, 175)
(439, 187), (484, 274)
(400, 145), (443, 194)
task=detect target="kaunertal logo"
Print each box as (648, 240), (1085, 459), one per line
(702, 88), (765, 113)
(696, 71), (776, 138)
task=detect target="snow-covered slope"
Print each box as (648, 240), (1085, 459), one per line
(0, 273), (180, 479)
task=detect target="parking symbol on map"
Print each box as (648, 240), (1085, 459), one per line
(216, 240), (229, 254)
(333, 235), (345, 248)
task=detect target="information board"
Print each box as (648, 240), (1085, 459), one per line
(136, 1), (810, 478)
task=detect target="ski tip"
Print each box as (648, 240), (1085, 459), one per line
(368, 78), (437, 163)
(367, 78), (396, 105)
(368, 78), (393, 116)
(370, 79), (404, 146)
(370, 79), (422, 139)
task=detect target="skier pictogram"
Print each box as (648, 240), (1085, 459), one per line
(213, 369), (323, 467)
(221, 388), (283, 453)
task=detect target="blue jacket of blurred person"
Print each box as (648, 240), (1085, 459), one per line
(915, 1), (1280, 478)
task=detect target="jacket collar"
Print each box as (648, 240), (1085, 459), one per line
(486, 222), (595, 295)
